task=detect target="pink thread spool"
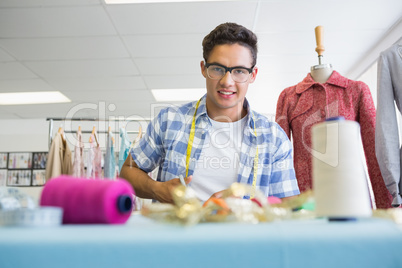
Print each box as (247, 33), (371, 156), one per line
(40, 175), (134, 224)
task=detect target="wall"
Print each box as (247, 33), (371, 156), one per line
(0, 119), (49, 204)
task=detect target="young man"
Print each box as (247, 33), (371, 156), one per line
(120, 22), (299, 203)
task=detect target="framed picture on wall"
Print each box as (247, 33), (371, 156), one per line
(33, 152), (48, 169)
(7, 170), (32, 186)
(32, 170), (46, 186)
(0, 169), (6, 186)
(8, 153), (32, 169)
(0, 153), (7, 169)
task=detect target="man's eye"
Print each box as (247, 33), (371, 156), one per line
(212, 67), (224, 73)
(233, 68), (248, 75)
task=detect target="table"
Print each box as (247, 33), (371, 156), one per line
(1, 214), (401, 268)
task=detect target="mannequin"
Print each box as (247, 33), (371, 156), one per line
(310, 26), (333, 83)
(275, 26), (393, 208)
(311, 63), (333, 83)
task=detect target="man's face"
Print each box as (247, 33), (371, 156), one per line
(200, 43), (257, 119)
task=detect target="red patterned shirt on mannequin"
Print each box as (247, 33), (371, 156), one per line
(276, 70), (392, 209)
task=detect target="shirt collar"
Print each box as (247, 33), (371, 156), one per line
(243, 98), (257, 134)
(194, 94), (208, 121)
(295, 70), (348, 94)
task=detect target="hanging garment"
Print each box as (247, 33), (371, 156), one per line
(276, 70), (392, 208)
(375, 40), (402, 206)
(104, 131), (116, 179)
(93, 145), (103, 179)
(118, 128), (131, 173)
(45, 132), (72, 181)
(72, 129), (85, 177)
(86, 134), (96, 178)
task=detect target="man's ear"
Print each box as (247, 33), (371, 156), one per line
(200, 61), (207, 78)
(249, 66), (258, 83)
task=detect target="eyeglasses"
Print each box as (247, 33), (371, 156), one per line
(205, 63), (254, 83)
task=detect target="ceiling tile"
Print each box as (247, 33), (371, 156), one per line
(24, 59), (140, 78)
(45, 76), (146, 92)
(0, 48), (15, 61)
(123, 34), (203, 58)
(0, 6), (116, 38)
(0, 0), (101, 8)
(256, 0), (402, 33)
(0, 79), (55, 92)
(105, 1), (257, 35)
(0, 36), (130, 61)
(135, 57), (200, 75)
(0, 62), (38, 79)
(143, 74), (205, 89)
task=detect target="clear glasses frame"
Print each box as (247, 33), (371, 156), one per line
(205, 62), (254, 83)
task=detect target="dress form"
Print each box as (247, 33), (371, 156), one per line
(310, 26), (333, 83)
(311, 64), (333, 83)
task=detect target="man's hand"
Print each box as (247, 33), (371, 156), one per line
(204, 189), (226, 206)
(153, 175), (192, 204)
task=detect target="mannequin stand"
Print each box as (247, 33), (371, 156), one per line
(311, 26), (333, 83)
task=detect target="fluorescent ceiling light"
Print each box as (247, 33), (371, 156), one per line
(151, 88), (205, 102)
(105, 0), (236, 3)
(0, 91), (71, 105)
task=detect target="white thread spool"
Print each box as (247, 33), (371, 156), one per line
(312, 117), (372, 220)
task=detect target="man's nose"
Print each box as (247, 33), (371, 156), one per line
(220, 70), (235, 84)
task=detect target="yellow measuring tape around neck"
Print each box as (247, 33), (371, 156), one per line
(250, 112), (258, 199)
(185, 99), (201, 177)
(185, 99), (258, 199)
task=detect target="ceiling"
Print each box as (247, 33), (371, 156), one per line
(0, 0), (401, 121)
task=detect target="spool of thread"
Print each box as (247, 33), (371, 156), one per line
(40, 175), (134, 224)
(312, 117), (372, 220)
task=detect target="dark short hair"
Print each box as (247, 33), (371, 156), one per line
(202, 22), (258, 67)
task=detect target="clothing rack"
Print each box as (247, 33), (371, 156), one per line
(47, 117), (149, 148)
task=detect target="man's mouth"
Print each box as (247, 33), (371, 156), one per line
(218, 91), (235, 95)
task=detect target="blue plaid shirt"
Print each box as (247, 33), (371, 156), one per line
(131, 94), (300, 198)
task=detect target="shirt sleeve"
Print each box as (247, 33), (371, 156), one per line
(375, 52), (402, 205)
(268, 125), (300, 198)
(357, 77), (392, 208)
(130, 112), (164, 173)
